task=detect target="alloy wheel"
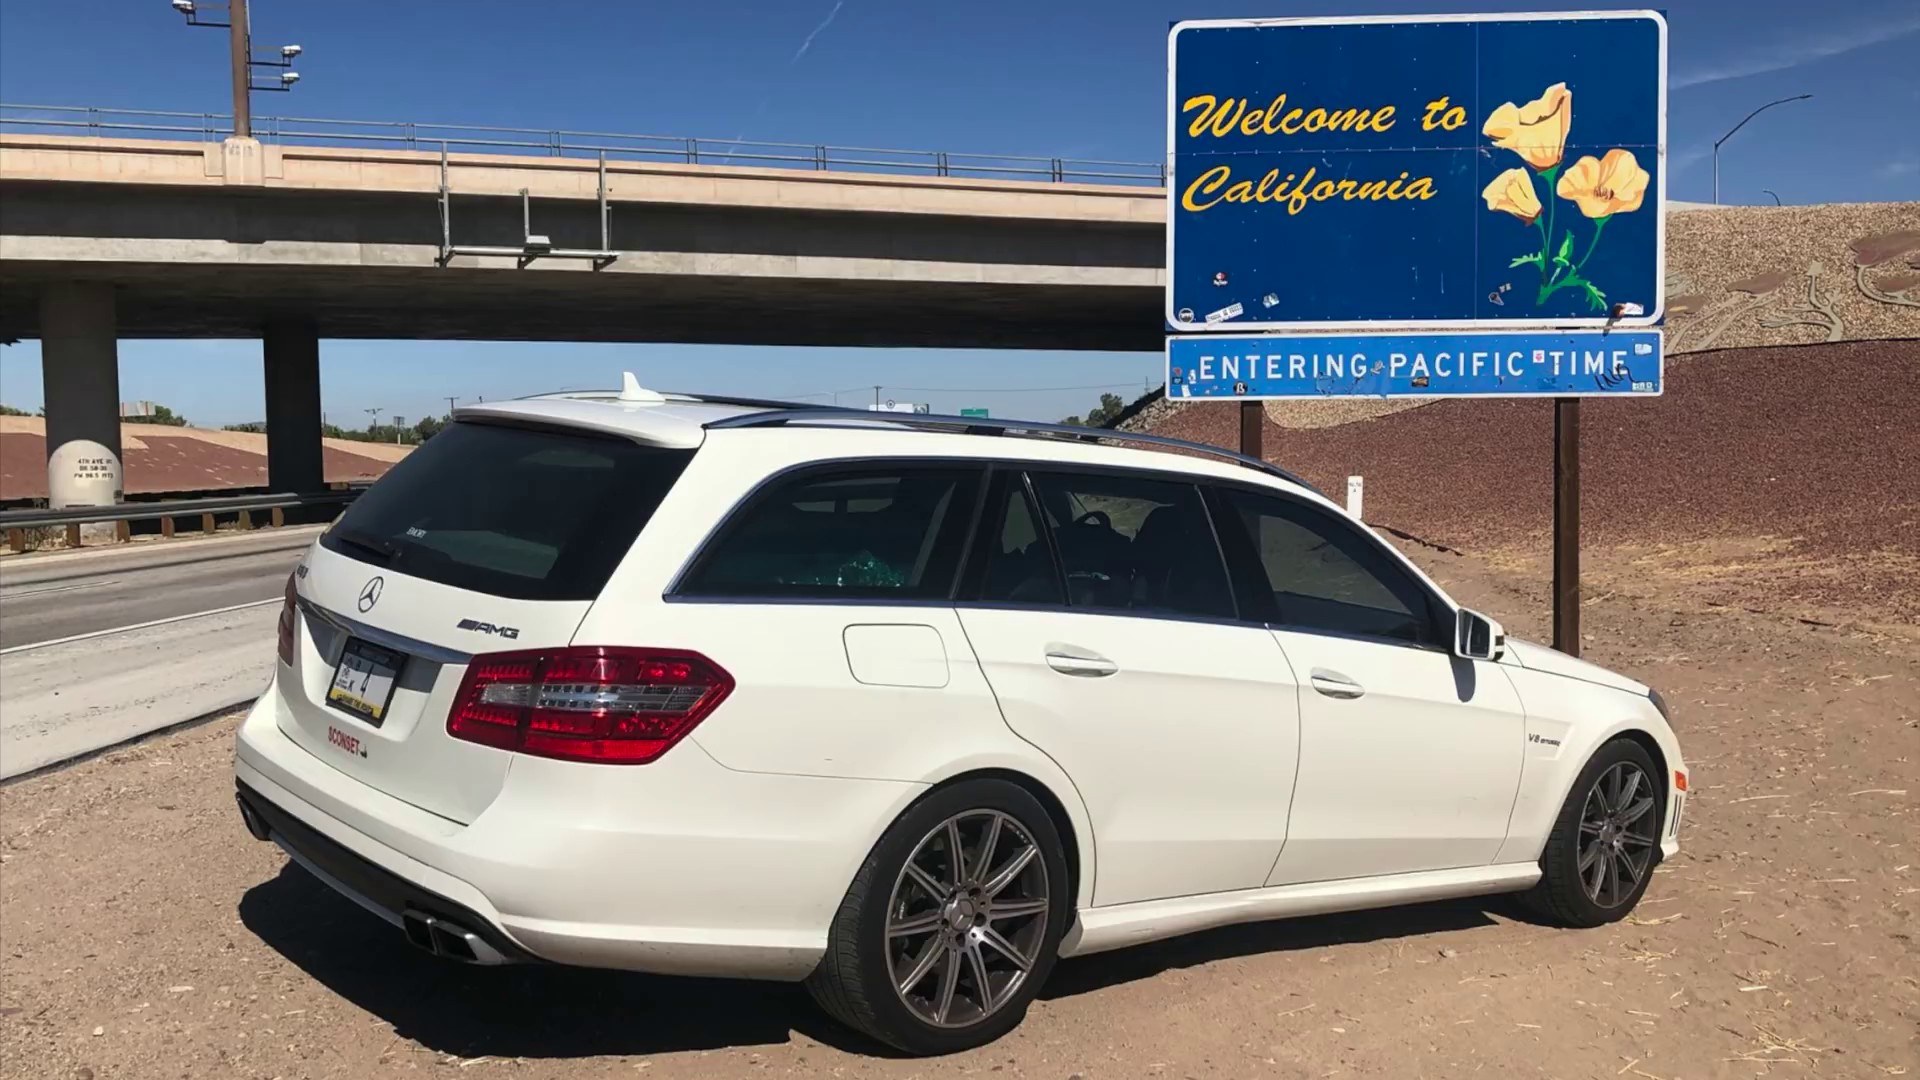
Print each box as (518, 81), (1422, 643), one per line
(885, 809), (1050, 1028)
(1577, 761), (1658, 908)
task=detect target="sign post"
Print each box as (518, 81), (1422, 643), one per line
(1165, 11), (1667, 657)
(1238, 400), (1262, 460)
(1554, 398), (1581, 653)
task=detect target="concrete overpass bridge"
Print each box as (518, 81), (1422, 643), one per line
(0, 107), (1167, 503)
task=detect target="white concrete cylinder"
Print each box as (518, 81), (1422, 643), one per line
(45, 438), (123, 508)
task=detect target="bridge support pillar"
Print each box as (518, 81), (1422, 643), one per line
(39, 283), (123, 509)
(264, 321), (325, 494)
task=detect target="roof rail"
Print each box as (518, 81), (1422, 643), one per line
(703, 408), (1321, 494)
(520, 388), (839, 412)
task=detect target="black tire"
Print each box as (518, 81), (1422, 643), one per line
(1523, 737), (1664, 927)
(805, 778), (1071, 1056)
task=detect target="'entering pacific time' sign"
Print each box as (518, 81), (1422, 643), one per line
(1167, 330), (1663, 400)
(1167, 11), (1666, 333)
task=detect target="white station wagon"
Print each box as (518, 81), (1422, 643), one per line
(235, 376), (1687, 1055)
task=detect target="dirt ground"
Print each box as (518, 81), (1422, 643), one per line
(2, 542), (1915, 1080)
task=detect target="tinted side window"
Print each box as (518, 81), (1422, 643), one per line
(1026, 472), (1234, 620)
(1215, 489), (1439, 645)
(679, 467), (980, 599)
(971, 474), (1065, 606)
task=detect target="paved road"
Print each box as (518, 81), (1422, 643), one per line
(0, 604), (277, 778)
(0, 528), (320, 650)
(0, 529), (322, 778)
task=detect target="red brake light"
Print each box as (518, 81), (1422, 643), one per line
(447, 647), (732, 765)
(276, 572), (298, 666)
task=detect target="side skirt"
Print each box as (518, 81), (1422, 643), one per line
(1059, 863), (1541, 958)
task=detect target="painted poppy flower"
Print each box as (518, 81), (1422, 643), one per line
(1481, 167), (1543, 224)
(1482, 83), (1572, 171)
(1557, 149), (1651, 218)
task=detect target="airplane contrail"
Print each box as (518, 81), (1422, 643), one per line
(722, 2), (847, 162)
(791, 0), (846, 64)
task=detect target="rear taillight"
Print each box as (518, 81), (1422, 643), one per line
(447, 647), (732, 765)
(276, 572), (297, 666)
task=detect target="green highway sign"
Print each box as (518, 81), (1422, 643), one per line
(959, 408), (990, 418)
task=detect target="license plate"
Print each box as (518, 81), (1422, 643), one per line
(327, 638), (403, 725)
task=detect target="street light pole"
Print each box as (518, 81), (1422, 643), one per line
(227, 0), (250, 137)
(1712, 93), (1811, 204)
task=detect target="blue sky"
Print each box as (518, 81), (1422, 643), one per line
(2, 0), (1914, 426)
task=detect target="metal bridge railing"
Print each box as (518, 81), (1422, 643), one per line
(1, 489), (362, 552)
(0, 103), (1166, 186)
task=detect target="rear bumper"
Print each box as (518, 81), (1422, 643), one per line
(234, 681), (926, 980)
(236, 779), (537, 965)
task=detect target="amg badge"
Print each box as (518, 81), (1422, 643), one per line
(456, 618), (521, 640)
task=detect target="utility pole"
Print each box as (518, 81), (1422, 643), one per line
(873, 385), (882, 409)
(227, 0), (251, 137)
(363, 407), (381, 436)
(444, 396), (459, 417)
(170, 0), (303, 136)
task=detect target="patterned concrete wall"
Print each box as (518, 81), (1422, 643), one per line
(1664, 202), (1919, 353)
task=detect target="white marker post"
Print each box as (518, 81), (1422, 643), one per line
(1346, 475), (1364, 520)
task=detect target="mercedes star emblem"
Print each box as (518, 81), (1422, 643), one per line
(357, 576), (384, 613)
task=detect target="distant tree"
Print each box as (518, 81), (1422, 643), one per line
(132, 404), (190, 427)
(1060, 392), (1125, 428)
(315, 413), (446, 445)
(224, 422), (267, 433)
(0, 404), (29, 417)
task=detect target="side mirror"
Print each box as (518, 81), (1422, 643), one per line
(1454, 608), (1505, 661)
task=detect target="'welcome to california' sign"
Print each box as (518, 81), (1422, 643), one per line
(1167, 11), (1666, 333)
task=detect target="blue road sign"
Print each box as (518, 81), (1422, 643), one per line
(1167, 330), (1662, 400)
(1167, 11), (1666, 333)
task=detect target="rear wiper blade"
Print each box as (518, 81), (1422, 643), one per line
(330, 528), (398, 564)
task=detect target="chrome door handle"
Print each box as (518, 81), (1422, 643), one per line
(1045, 648), (1118, 677)
(1309, 667), (1365, 699)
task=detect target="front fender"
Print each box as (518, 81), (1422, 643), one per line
(1495, 667), (1686, 865)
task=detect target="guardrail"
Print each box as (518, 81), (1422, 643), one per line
(1, 490), (361, 553)
(0, 103), (1168, 186)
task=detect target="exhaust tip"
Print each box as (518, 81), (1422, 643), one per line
(430, 923), (479, 963)
(235, 794), (272, 842)
(402, 911), (438, 954)
(402, 910), (511, 966)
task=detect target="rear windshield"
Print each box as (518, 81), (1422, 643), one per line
(320, 421), (693, 601)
